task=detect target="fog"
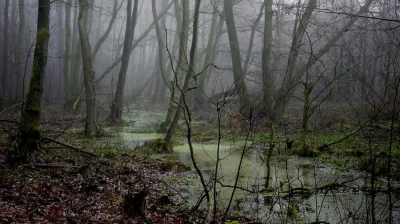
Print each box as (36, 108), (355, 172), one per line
(0, 0), (399, 122)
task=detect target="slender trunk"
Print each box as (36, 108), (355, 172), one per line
(244, 2), (265, 70)
(110, 0), (139, 123)
(300, 85), (310, 146)
(164, 0), (190, 144)
(165, 0), (210, 210)
(223, 0), (251, 116)
(56, 0), (65, 99)
(63, 0), (73, 109)
(1, 0), (10, 109)
(195, 0), (219, 105)
(10, 0), (16, 99)
(262, 0), (274, 111)
(74, 1), (174, 101)
(78, 0), (97, 137)
(159, 0), (184, 133)
(272, 0), (374, 123)
(71, 0), (82, 100)
(15, 0), (25, 103)
(152, 0), (172, 97)
(204, 17), (224, 96)
(92, 0), (120, 59)
(272, 0), (316, 123)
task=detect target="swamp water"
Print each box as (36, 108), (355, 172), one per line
(108, 109), (399, 223)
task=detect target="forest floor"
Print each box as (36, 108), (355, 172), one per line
(1, 103), (399, 223)
(0, 105), (219, 224)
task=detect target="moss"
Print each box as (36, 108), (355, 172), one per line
(139, 138), (173, 154)
(159, 160), (191, 172)
(260, 187), (276, 194)
(227, 221), (241, 224)
(287, 204), (299, 219)
(357, 154), (389, 176)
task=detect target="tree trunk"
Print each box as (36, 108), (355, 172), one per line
(8, 0), (51, 163)
(195, 0), (219, 106)
(223, 0), (251, 116)
(71, 0), (82, 105)
(262, 0), (274, 110)
(159, 0), (185, 133)
(14, 0), (25, 103)
(78, 0), (97, 137)
(271, 0), (317, 123)
(272, 0), (374, 123)
(92, 0), (120, 59)
(56, 0), (65, 99)
(110, 0), (139, 123)
(244, 2), (265, 70)
(151, 0), (172, 103)
(63, 0), (73, 110)
(164, 0), (190, 144)
(1, 0), (10, 110)
(10, 0), (17, 98)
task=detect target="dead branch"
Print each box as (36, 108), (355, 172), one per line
(0, 119), (20, 125)
(24, 164), (79, 169)
(55, 119), (76, 138)
(217, 180), (255, 193)
(41, 136), (97, 157)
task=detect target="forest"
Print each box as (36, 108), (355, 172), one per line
(0, 0), (399, 223)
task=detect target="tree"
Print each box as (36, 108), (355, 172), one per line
(8, 0), (51, 162)
(223, 0), (251, 116)
(152, 0), (171, 104)
(1, 0), (10, 110)
(65, 0), (121, 111)
(78, 0), (97, 137)
(271, 0), (374, 123)
(195, 0), (220, 105)
(63, 0), (72, 110)
(14, 0), (25, 103)
(110, 0), (139, 123)
(262, 0), (274, 111)
(151, 0), (172, 98)
(159, 0), (187, 133)
(163, 0), (190, 144)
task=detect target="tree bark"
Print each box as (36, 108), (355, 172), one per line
(92, 0), (120, 59)
(78, 0), (97, 137)
(1, 0), (10, 110)
(243, 2), (265, 70)
(262, 0), (274, 110)
(151, 0), (172, 103)
(272, 0), (374, 123)
(195, 0), (219, 105)
(110, 0), (139, 123)
(164, 0), (190, 144)
(223, 0), (251, 116)
(14, 0), (25, 103)
(271, 0), (317, 123)
(56, 0), (65, 99)
(63, 0), (72, 109)
(159, 0), (185, 132)
(8, 0), (51, 162)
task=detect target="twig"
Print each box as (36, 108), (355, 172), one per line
(0, 103), (22, 115)
(317, 118), (372, 150)
(24, 164), (79, 169)
(0, 119), (20, 125)
(55, 119), (76, 138)
(41, 136), (97, 157)
(217, 180), (255, 193)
